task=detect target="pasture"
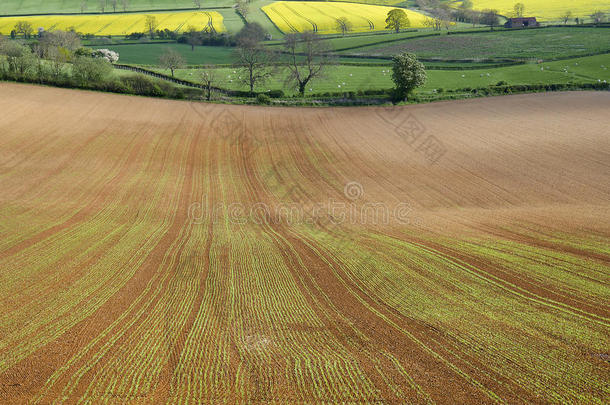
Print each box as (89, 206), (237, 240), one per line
(262, 1), (428, 34)
(0, 10), (225, 36)
(105, 43), (238, 65)
(150, 53), (610, 94)
(0, 83), (608, 403)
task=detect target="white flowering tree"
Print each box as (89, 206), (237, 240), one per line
(93, 49), (119, 63)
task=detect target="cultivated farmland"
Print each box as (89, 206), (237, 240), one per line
(467, 0), (610, 21)
(0, 0), (234, 15)
(0, 11), (224, 36)
(0, 83), (608, 403)
(262, 1), (428, 34)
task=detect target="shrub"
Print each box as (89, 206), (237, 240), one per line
(72, 57), (113, 85)
(120, 74), (164, 97)
(256, 93), (271, 104)
(267, 89), (284, 98)
(126, 32), (145, 40)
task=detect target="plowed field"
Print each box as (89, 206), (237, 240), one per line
(0, 83), (608, 403)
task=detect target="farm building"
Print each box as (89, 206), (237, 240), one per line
(504, 17), (540, 28)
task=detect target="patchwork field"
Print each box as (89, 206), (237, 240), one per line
(0, 83), (608, 403)
(0, 10), (224, 36)
(338, 27), (610, 60)
(262, 1), (428, 34)
(467, 0), (610, 21)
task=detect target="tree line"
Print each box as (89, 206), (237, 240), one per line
(0, 30), (192, 99)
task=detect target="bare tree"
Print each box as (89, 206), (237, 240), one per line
(81, 1), (87, 13)
(468, 9), (481, 27)
(480, 9), (499, 30)
(145, 15), (159, 39)
(455, 0), (473, 22)
(561, 10), (573, 24)
(335, 17), (353, 36)
(200, 70), (218, 100)
(284, 32), (333, 96)
(121, 0), (129, 12)
(48, 46), (71, 79)
(590, 10), (606, 24)
(235, 39), (276, 95)
(513, 2), (525, 17)
(193, 0), (201, 9)
(424, 9), (451, 31)
(236, 0), (250, 20)
(40, 30), (82, 55)
(99, 0), (105, 13)
(111, 0), (117, 12)
(185, 26), (202, 51)
(159, 48), (185, 77)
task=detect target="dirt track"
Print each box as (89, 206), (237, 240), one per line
(0, 83), (608, 403)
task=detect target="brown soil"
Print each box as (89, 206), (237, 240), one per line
(0, 83), (608, 404)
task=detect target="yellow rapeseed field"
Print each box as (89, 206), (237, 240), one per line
(467, 0), (609, 21)
(262, 1), (428, 34)
(0, 11), (224, 36)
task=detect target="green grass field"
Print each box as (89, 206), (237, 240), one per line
(103, 42), (239, 64)
(148, 53), (610, 94)
(101, 41), (413, 66)
(102, 26), (610, 69)
(337, 27), (610, 60)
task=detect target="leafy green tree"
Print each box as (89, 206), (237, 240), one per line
(234, 22), (267, 44)
(391, 52), (426, 101)
(14, 21), (34, 39)
(385, 9), (410, 33)
(0, 41), (35, 76)
(72, 57), (113, 85)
